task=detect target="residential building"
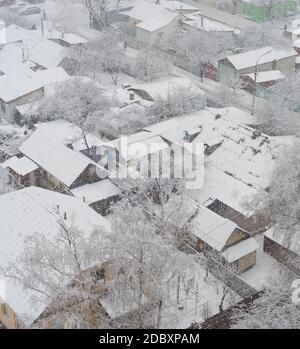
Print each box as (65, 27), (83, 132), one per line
(218, 46), (297, 83)
(0, 186), (111, 325)
(190, 204), (259, 273)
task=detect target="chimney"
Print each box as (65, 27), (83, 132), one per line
(22, 47), (26, 63)
(201, 17), (204, 27)
(129, 92), (135, 100)
(64, 212), (67, 220)
(56, 205), (60, 213)
(66, 140), (73, 149)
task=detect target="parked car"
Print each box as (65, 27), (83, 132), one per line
(25, 0), (45, 4)
(9, 1), (27, 10)
(19, 5), (41, 15)
(0, 0), (16, 6)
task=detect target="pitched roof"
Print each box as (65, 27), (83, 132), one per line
(225, 46), (297, 70)
(222, 237), (259, 263)
(264, 228), (300, 255)
(191, 204), (238, 251)
(0, 67), (69, 102)
(0, 156), (38, 176)
(19, 129), (105, 187)
(0, 186), (111, 323)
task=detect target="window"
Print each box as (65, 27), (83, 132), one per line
(0, 101), (6, 114)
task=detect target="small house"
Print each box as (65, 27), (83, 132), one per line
(190, 205), (259, 273)
(218, 46), (297, 83)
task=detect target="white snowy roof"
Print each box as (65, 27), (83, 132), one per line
(205, 106), (258, 125)
(144, 109), (282, 191)
(20, 129), (105, 187)
(71, 179), (121, 204)
(0, 67), (69, 103)
(226, 46), (297, 70)
(0, 24), (87, 46)
(130, 77), (205, 101)
(182, 12), (240, 34)
(0, 186), (111, 323)
(222, 237), (259, 263)
(191, 205), (238, 251)
(0, 156), (38, 176)
(110, 132), (169, 161)
(34, 119), (106, 152)
(244, 70), (285, 83)
(264, 228), (300, 255)
(293, 38), (300, 48)
(197, 164), (258, 217)
(124, 0), (179, 32)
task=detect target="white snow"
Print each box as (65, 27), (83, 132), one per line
(226, 46), (297, 71)
(0, 67), (69, 103)
(19, 128), (105, 187)
(222, 237), (259, 263)
(240, 235), (291, 290)
(0, 156), (38, 176)
(191, 204), (237, 252)
(264, 227), (300, 255)
(71, 179), (121, 204)
(245, 70), (285, 83)
(0, 186), (111, 323)
(205, 106), (258, 125)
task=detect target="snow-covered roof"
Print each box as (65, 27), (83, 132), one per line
(19, 129), (105, 187)
(0, 24), (87, 47)
(144, 109), (282, 191)
(34, 119), (106, 152)
(293, 38), (300, 48)
(222, 237), (259, 263)
(124, 0), (179, 32)
(191, 204), (238, 251)
(0, 67), (69, 103)
(182, 12), (240, 34)
(110, 132), (169, 161)
(264, 228), (300, 255)
(197, 164), (258, 217)
(71, 179), (121, 204)
(205, 106), (258, 125)
(0, 186), (111, 323)
(129, 77), (205, 101)
(244, 70), (285, 83)
(225, 46), (297, 71)
(0, 156), (38, 176)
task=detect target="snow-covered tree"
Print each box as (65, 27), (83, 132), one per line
(132, 50), (170, 82)
(37, 78), (115, 151)
(148, 85), (206, 121)
(68, 30), (126, 85)
(1, 218), (109, 327)
(246, 140), (300, 254)
(232, 271), (300, 329)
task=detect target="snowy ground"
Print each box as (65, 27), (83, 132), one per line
(240, 234), (290, 291)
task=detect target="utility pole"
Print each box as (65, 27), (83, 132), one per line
(251, 49), (272, 115)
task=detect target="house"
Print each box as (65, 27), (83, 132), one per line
(0, 186), (111, 325)
(240, 0), (296, 22)
(190, 204), (259, 273)
(19, 128), (107, 194)
(241, 70), (285, 93)
(71, 179), (122, 216)
(0, 67), (70, 122)
(218, 46), (297, 83)
(181, 11), (241, 35)
(122, 0), (190, 45)
(0, 24), (87, 48)
(263, 228), (300, 275)
(0, 155), (38, 187)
